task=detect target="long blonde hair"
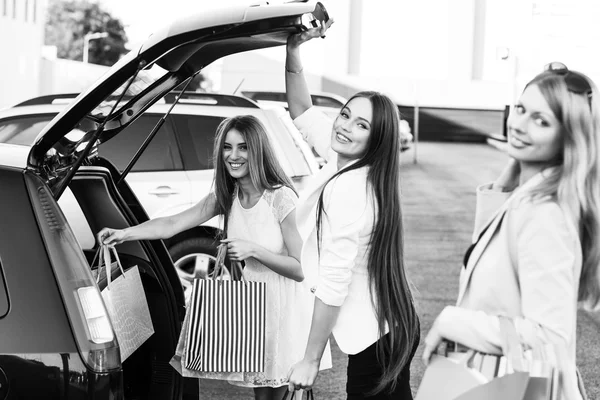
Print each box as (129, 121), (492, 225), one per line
(524, 70), (600, 310)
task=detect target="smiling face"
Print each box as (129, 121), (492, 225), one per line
(507, 84), (564, 173)
(222, 128), (250, 180)
(331, 96), (373, 167)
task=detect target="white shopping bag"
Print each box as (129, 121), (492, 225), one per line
(96, 245), (154, 362)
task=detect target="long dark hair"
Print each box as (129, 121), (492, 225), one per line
(212, 115), (296, 232)
(316, 92), (419, 394)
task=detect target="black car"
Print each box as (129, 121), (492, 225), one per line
(0, 2), (329, 399)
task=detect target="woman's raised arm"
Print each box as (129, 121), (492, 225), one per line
(285, 20), (333, 119)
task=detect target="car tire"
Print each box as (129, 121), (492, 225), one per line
(168, 237), (231, 302)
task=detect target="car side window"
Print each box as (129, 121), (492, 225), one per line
(98, 115), (183, 172)
(311, 95), (344, 108)
(172, 114), (224, 170)
(0, 114), (55, 145)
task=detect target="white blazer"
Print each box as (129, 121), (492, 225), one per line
(293, 107), (385, 355)
(436, 171), (583, 400)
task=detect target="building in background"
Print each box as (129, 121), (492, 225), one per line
(39, 46), (109, 97)
(0, 0), (111, 109)
(1, 0), (599, 112)
(0, 0), (48, 109)
(216, 0), (600, 110)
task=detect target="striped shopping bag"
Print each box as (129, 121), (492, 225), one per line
(184, 268), (266, 372)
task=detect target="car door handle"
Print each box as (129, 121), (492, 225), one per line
(148, 186), (179, 197)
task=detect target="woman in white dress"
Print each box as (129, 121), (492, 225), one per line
(97, 115), (329, 400)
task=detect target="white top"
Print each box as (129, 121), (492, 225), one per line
(293, 107), (386, 355)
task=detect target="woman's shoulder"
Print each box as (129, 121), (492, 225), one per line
(324, 167), (372, 213)
(263, 185), (297, 207)
(275, 184), (298, 197)
(264, 185), (297, 200)
(509, 196), (575, 233)
(327, 166), (370, 195)
(509, 195), (559, 213)
(264, 185), (298, 222)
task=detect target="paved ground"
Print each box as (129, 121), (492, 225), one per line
(194, 141), (600, 399)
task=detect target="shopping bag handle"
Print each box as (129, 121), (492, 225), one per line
(212, 243), (228, 280)
(91, 245), (102, 273)
(281, 389), (315, 400)
(94, 244), (126, 289)
(213, 243), (245, 282)
(498, 316), (526, 372)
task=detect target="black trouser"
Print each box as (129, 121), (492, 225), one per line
(346, 331), (420, 400)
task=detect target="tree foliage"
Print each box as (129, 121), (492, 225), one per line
(45, 0), (128, 66)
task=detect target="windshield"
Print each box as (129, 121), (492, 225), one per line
(90, 64), (169, 119)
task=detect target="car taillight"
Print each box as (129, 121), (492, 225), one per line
(25, 173), (121, 373)
(77, 287), (114, 343)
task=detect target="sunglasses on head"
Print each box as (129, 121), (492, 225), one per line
(544, 62), (593, 102)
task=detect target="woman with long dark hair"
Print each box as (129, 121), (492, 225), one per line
(284, 22), (420, 399)
(98, 115), (330, 400)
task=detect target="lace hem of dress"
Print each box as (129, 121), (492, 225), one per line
(228, 372), (288, 388)
(190, 370), (244, 381)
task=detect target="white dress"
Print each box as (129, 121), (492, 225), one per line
(227, 186), (331, 388)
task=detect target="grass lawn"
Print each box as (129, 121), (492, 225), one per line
(192, 142), (600, 399)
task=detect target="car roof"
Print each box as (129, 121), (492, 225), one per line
(0, 92), (286, 132)
(242, 90), (348, 108)
(1, 92), (263, 116)
(0, 104), (67, 118)
(0, 143), (30, 169)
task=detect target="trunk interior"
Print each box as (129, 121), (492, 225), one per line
(65, 163), (192, 400)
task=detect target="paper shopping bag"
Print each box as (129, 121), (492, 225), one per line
(454, 317), (556, 400)
(169, 293), (243, 381)
(415, 354), (488, 400)
(97, 245), (154, 362)
(454, 372), (531, 400)
(184, 276), (266, 372)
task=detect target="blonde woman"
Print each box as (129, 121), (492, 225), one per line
(423, 63), (600, 400)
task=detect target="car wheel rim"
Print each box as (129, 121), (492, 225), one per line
(173, 252), (231, 301)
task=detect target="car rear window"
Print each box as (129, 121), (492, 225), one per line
(243, 92), (286, 103)
(0, 260), (8, 318)
(0, 114), (56, 145)
(262, 111), (314, 177)
(98, 114), (184, 172)
(172, 114), (225, 170)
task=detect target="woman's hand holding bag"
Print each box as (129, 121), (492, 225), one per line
(416, 316), (560, 400)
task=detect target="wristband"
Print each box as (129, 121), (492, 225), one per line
(285, 66), (303, 74)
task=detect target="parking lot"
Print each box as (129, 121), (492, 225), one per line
(196, 141), (600, 399)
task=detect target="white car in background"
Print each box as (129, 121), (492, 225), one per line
(242, 90), (347, 119)
(0, 92), (319, 299)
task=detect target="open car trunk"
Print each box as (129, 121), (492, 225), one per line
(16, 3), (331, 398)
(67, 162), (189, 399)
